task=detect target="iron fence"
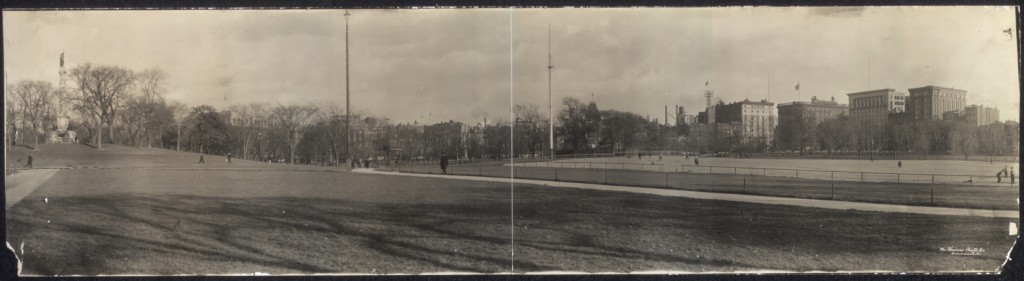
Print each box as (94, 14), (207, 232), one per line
(392, 163), (1017, 210)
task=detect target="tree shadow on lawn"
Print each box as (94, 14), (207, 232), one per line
(6, 194), (545, 275)
(511, 185), (1009, 271)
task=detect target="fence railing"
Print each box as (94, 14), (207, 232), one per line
(751, 152), (1018, 163)
(391, 162), (1018, 210)
(506, 161), (1015, 187)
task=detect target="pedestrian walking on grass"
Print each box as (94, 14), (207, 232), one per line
(198, 154), (205, 164)
(440, 153), (449, 175)
(226, 152), (232, 164)
(638, 152), (642, 159)
(997, 170), (1003, 183)
(694, 157), (700, 166)
(1011, 167), (1016, 184)
(25, 153), (33, 169)
(898, 160), (902, 168)
(658, 153), (663, 161)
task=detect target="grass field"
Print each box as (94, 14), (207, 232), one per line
(400, 163), (1019, 211)
(4, 144), (1018, 274)
(532, 155), (1020, 185)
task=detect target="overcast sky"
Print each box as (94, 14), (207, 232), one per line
(4, 7), (1019, 124)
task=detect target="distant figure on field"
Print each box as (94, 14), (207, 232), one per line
(440, 153), (449, 175)
(694, 157), (700, 166)
(1011, 167), (1016, 184)
(685, 155), (689, 160)
(638, 152), (642, 159)
(226, 152), (233, 164)
(658, 153), (663, 161)
(997, 170), (1003, 183)
(25, 153), (33, 169)
(198, 154), (205, 164)
(898, 160), (902, 168)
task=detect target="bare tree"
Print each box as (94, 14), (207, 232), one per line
(513, 103), (548, 157)
(227, 102), (269, 160)
(134, 68), (168, 147)
(5, 82), (22, 149)
(10, 80), (57, 149)
(270, 104), (318, 164)
(169, 101), (190, 151)
(68, 63), (135, 149)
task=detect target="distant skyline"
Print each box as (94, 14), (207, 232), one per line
(4, 7), (1019, 124)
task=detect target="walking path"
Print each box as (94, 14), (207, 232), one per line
(6, 169), (59, 209)
(357, 169), (1019, 218)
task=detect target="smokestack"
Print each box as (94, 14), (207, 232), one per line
(664, 105), (668, 126)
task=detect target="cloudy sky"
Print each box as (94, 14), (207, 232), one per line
(4, 7), (1019, 124)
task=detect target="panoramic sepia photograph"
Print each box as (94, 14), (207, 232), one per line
(3, 7), (1020, 275)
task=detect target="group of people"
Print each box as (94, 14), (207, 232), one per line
(996, 166), (1016, 184)
(197, 152), (232, 164)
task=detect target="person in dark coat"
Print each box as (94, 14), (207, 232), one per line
(440, 153), (449, 175)
(898, 160), (902, 168)
(25, 153), (33, 169)
(1011, 167), (1016, 184)
(226, 152), (233, 164)
(198, 154), (205, 164)
(694, 157), (700, 166)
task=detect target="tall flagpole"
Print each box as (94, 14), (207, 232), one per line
(547, 24), (554, 160)
(345, 10), (352, 167)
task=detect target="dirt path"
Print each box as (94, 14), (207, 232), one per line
(6, 169), (59, 209)
(357, 170), (1019, 218)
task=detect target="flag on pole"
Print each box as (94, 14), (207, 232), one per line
(794, 83), (800, 91)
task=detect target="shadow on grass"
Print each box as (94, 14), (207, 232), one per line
(6, 194), (543, 274)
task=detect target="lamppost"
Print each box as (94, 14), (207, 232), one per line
(547, 24), (555, 160)
(345, 10), (352, 168)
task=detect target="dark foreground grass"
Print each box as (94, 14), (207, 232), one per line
(6, 169), (1015, 274)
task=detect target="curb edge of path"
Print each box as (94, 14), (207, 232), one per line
(357, 169), (1019, 219)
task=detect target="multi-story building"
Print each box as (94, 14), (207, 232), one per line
(777, 96), (849, 125)
(906, 85), (967, 121)
(713, 99), (776, 145)
(847, 88), (906, 128)
(964, 105), (999, 126)
(674, 105), (696, 125)
(776, 96), (849, 150)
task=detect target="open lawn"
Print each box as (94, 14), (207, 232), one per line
(400, 164), (1019, 211)
(4, 144), (1017, 274)
(530, 155), (1020, 185)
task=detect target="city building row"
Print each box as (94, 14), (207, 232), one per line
(673, 85), (1002, 147)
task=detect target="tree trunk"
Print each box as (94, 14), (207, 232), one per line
(176, 123), (182, 151)
(243, 137), (250, 160)
(290, 145), (296, 164)
(32, 125), (39, 150)
(95, 122), (103, 150)
(108, 120), (115, 146)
